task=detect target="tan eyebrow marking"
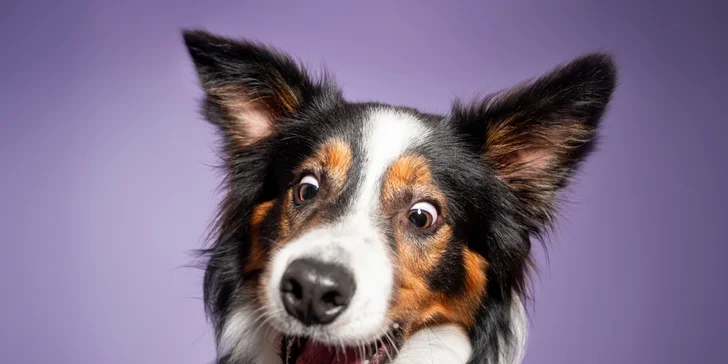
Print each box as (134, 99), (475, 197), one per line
(298, 138), (353, 194)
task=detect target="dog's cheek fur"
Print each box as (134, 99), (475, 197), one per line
(389, 128), (534, 364)
(390, 242), (489, 335)
(381, 155), (489, 339)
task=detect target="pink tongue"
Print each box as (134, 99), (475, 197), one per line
(296, 342), (363, 364)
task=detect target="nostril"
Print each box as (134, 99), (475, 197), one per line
(282, 278), (303, 300)
(319, 289), (352, 319)
(321, 290), (341, 307)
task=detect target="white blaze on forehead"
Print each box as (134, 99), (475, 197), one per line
(353, 108), (431, 216)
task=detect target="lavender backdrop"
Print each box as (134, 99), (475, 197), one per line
(1, 0), (726, 363)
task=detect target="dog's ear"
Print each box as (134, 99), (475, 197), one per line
(453, 53), (616, 226)
(183, 29), (334, 148)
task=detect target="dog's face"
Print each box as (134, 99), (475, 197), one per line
(184, 30), (615, 364)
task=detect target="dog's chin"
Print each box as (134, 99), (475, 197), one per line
(280, 325), (404, 364)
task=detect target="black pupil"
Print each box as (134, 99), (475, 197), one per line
(299, 184), (318, 200)
(409, 209), (430, 228)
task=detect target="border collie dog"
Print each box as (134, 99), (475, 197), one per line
(183, 29), (616, 364)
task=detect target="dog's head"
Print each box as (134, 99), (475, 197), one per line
(183, 30), (616, 364)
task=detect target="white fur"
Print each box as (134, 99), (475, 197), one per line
(263, 107), (431, 346)
(219, 306), (280, 363)
(264, 224), (394, 344)
(393, 324), (473, 364)
(353, 108), (430, 216)
(502, 294), (528, 364)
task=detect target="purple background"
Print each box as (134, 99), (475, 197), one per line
(1, 0), (726, 363)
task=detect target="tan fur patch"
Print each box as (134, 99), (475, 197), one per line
(244, 200), (276, 274)
(298, 139), (353, 195)
(386, 155), (431, 185)
(272, 76), (300, 113)
(389, 241), (487, 334)
(381, 155), (446, 215)
(381, 155), (488, 337)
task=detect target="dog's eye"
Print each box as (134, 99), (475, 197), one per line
(296, 175), (319, 202)
(407, 202), (438, 229)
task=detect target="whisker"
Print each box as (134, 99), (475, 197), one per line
(384, 329), (400, 356)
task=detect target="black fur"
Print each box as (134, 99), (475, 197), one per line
(183, 29), (616, 364)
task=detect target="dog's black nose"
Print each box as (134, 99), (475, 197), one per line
(280, 258), (356, 326)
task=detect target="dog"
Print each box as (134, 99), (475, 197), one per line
(183, 29), (616, 364)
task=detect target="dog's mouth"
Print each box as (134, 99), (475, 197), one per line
(281, 325), (404, 364)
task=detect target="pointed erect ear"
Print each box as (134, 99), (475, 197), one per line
(183, 29), (337, 147)
(453, 53), (617, 226)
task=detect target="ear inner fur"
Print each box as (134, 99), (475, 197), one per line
(453, 53), (616, 228)
(207, 85), (278, 147)
(183, 29), (341, 150)
(484, 117), (593, 182)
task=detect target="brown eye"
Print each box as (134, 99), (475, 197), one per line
(296, 175), (319, 202)
(407, 202), (438, 229)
